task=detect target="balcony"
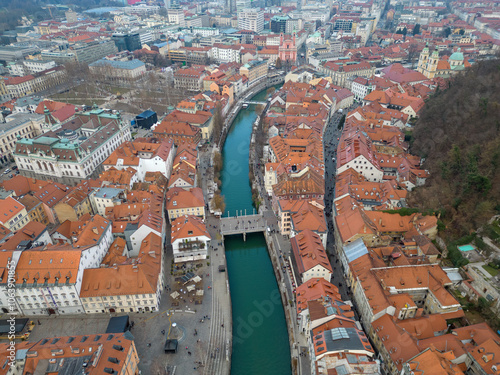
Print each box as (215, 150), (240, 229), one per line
(178, 240), (206, 252)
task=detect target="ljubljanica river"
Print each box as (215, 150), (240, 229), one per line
(220, 88), (291, 375)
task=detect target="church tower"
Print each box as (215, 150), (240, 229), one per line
(417, 45), (429, 74)
(427, 48), (439, 79)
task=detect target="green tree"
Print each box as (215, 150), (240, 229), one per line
(443, 27), (452, 37)
(459, 29), (465, 35)
(413, 23), (421, 35)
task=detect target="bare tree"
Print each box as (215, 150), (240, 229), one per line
(211, 104), (223, 144)
(407, 43), (420, 68)
(64, 61), (89, 85)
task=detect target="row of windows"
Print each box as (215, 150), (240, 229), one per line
(20, 300), (79, 308)
(86, 294), (154, 302)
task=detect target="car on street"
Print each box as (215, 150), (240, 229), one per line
(3, 169), (10, 174)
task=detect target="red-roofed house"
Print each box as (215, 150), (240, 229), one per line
(320, 60), (376, 87)
(381, 63), (427, 85)
(124, 209), (164, 257)
(0, 197), (30, 231)
(291, 229), (332, 283)
(337, 130), (384, 182)
(171, 215), (211, 263)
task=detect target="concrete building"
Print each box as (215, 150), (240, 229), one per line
(5, 66), (67, 98)
(7, 60), (56, 76)
(286, 18), (303, 34)
(89, 59), (146, 80)
(174, 67), (207, 91)
(236, 0), (251, 12)
(351, 76), (374, 101)
(211, 44), (242, 63)
(11, 215), (112, 315)
(112, 33), (141, 53)
(168, 8), (186, 27)
(320, 60), (375, 88)
(271, 15), (290, 33)
(238, 9), (264, 33)
(81, 233), (164, 313)
(0, 79), (9, 103)
(0, 45), (39, 64)
(240, 59), (268, 85)
(0, 113), (43, 161)
(13, 106), (132, 185)
(72, 39), (119, 64)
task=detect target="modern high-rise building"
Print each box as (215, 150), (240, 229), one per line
(168, 8), (186, 27)
(112, 33), (141, 52)
(271, 15), (289, 33)
(236, 0), (251, 12)
(237, 8), (264, 33)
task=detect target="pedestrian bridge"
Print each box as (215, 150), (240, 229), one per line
(219, 214), (267, 240)
(242, 101), (268, 105)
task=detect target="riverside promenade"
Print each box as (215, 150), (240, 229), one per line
(195, 73), (286, 375)
(248, 95), (312, 375)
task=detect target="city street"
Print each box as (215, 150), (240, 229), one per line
(323, 102), (362, 311)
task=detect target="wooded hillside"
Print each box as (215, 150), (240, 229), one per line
(408, 58), (500, 239)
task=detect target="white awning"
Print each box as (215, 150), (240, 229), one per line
(170, 291), (180, 299)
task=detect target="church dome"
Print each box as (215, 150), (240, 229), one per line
(449, 50), (464, 61)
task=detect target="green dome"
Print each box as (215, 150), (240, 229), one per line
(449, 51), (464, 61)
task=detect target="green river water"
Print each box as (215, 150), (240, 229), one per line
(220, 89), (292, 375)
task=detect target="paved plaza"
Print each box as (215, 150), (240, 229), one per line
(16, 226), (231, 375)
